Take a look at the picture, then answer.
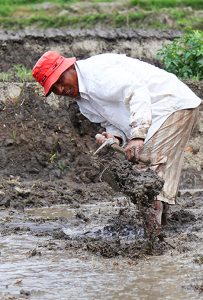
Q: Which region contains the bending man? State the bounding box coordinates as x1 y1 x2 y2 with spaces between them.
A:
32 51 201 230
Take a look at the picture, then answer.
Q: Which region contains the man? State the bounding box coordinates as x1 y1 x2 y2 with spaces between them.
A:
32 51 201 231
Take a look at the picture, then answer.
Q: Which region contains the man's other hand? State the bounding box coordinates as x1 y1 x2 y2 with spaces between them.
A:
95 132 120 145
124 139 144 162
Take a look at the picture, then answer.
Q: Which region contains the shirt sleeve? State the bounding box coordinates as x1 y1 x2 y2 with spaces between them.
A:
126 85 152 140
101 121 127 146
77 98 127 145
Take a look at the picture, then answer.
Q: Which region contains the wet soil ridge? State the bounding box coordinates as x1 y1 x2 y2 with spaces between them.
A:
0 29 182 72
0 28 182 41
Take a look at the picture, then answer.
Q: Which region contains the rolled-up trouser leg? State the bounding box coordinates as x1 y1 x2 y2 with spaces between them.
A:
142 107 199 205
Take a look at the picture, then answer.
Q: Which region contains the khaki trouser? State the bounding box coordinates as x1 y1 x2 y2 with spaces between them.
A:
141 108 199 205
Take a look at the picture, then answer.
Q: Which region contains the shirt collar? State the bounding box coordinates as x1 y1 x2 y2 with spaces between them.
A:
75 62 87 94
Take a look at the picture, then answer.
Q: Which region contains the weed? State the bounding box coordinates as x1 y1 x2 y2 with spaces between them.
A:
10 130 17 141
0 65 33 82
115 14 126 26
49 152 57 163
0 5 16 17
194 254 203 265
13 65 32 82
0 72 11 81
157 30 203 80
58 162 69 172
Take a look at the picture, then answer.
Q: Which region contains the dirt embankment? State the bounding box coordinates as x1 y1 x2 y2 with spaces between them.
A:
0 28 182 72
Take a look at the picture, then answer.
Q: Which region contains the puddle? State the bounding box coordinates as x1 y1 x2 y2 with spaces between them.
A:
25 206 76 219
0 234 202 300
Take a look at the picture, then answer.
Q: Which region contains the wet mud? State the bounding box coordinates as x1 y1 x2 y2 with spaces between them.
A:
0 188 203 299
0 30 202 299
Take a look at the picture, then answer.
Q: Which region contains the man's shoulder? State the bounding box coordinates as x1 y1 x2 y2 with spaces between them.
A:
77 53 128 65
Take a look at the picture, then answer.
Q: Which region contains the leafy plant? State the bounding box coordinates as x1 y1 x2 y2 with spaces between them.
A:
13 64 32 82
156 31 203 80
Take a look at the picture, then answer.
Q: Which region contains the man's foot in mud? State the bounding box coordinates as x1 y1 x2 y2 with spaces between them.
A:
144 200 163 237
162 202 170 226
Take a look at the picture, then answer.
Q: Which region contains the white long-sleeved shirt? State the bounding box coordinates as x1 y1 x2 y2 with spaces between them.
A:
75 53 201 144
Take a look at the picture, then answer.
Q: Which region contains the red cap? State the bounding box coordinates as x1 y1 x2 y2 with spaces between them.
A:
32 51 76 96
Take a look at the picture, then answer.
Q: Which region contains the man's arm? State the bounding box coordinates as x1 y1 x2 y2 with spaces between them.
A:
125 85 152 162
100 121 127 146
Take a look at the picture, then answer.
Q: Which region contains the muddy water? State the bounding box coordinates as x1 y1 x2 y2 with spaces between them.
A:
0 233 202 300
1 195 203 300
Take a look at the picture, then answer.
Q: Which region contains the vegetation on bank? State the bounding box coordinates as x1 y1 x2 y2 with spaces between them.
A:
0 0 202 30
157 31 203 80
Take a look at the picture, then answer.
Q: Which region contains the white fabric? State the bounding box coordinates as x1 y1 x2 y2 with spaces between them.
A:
75 53 201 143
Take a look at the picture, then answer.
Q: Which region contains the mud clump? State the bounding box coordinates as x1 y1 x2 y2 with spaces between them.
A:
169 210 196 225
65 237 167 259
105 159 164 207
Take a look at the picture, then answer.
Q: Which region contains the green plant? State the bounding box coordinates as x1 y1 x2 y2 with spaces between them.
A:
10 130 17 141
49 152 57 163
156 31 203 80
115 14 126 26
13 64 32 82
0 72 11 81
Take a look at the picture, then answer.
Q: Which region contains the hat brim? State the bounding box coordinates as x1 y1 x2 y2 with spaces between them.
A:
44 57 76 97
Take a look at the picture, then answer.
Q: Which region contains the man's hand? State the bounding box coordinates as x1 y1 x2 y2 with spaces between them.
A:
95 132 120 145
124 138 144 162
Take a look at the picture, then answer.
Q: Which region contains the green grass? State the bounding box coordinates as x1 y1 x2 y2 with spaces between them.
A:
131 0 203 10
93 0 114 2
0 10 202 30
0 65 32 82
0 72 11 81
0 0 202 30
0 0 72 3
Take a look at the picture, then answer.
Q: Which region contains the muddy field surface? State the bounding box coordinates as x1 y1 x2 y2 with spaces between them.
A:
0 175 202 259
0 181 203 299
